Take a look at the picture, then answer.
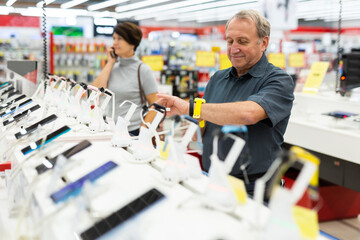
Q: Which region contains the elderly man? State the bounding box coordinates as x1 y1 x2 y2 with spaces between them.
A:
157 9 294 194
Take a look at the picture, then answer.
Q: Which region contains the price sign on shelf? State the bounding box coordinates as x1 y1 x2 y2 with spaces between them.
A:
302 61 329 94
141 55 164 71
196 51 216 67
219 53 232 70
289 52 305 68
267 53 286 69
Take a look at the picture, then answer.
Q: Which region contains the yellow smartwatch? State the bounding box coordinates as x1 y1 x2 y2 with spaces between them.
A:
193 98 205 127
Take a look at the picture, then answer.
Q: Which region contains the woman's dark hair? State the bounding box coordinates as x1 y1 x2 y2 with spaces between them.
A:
113 22 142 51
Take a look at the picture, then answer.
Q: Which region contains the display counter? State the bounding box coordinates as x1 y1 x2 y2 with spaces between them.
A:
284 92 360 191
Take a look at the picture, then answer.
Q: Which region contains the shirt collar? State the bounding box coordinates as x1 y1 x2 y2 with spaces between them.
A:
119 55 138 66
226 53 268 79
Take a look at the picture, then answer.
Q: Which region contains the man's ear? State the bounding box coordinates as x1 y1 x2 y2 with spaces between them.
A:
261 36 269 52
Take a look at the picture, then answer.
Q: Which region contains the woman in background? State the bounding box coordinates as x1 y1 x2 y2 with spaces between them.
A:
93 22 158 136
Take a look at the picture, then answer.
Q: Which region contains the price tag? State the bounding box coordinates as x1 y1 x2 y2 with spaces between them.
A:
196 51 216 67
302 62 329 94
227 175 247 204
141 55 164 71
267 53 286 68
219 53 232 70
289 52 305 68
293 206 319 239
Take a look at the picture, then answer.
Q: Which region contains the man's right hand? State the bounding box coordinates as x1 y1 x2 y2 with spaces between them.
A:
156 94 189 117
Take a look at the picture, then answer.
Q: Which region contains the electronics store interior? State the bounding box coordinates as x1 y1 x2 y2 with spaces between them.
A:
1 0 360 239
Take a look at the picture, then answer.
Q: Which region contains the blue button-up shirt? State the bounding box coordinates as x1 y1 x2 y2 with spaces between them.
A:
202 53 294 178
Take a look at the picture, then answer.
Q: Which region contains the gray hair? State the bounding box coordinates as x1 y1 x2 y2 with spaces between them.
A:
226 9 271 40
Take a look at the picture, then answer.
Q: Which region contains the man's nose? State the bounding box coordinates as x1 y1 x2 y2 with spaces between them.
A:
230 45 240 54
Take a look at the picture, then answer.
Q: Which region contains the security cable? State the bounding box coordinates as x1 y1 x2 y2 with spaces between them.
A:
335 0 342 93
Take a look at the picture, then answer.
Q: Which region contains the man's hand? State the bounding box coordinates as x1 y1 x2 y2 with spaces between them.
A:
156 94 188 117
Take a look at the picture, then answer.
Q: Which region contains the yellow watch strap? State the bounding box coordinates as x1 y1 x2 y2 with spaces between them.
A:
193 98 205 118
193 98 205 128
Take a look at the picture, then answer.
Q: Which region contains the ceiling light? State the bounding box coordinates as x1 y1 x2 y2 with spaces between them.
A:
152 0 257 21
6 0 16 7
116 0 217 19
36 0 56 8
23 7 88 17
115 0 171 13
61 0 89 9
88 0 129 11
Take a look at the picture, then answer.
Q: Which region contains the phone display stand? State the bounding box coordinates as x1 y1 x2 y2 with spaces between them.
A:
254 147 319 240
78 86 99 125
50 78 67 108
131 108 164 163
111 100 137 148
89 88 115 133
202 126 247 213
67 84 86 119
161 115 203 183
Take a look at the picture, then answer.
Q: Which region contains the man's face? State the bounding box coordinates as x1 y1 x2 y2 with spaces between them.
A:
226 18 268 76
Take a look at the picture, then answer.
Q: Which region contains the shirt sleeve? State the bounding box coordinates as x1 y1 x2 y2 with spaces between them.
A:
139 63 158 95
248 69 294 127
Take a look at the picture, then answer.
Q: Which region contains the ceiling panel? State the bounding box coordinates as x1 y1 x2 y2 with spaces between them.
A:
1 0 359 24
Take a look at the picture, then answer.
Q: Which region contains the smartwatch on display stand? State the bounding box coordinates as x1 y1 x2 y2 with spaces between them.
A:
161 114 203 183
130 103 167 163
203 125 248 213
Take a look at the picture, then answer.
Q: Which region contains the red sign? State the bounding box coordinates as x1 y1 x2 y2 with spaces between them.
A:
0 15 40 27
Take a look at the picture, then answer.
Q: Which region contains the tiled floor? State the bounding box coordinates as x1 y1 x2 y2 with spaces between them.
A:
320 217 360 240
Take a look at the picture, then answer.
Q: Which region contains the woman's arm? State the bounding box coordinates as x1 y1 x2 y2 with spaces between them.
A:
145 92 158 105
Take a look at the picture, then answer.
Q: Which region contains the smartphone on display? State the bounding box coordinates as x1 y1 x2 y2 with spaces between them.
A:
110 47 117 58
14 114 57 139
2 104 41 126
35 140 92 175
323 111 358 119
50 160 118 204
21 125 71 155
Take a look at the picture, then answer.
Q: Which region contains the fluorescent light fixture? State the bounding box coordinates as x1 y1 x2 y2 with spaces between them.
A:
116 0 217 19
61 0 89 9
88 0 129 11
22 7 88 17
158 2 258 22
152 0 256 21
36 0 56 8
94 17 117 26
115 0 171 13
6 0 16 7
152 0 248 21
